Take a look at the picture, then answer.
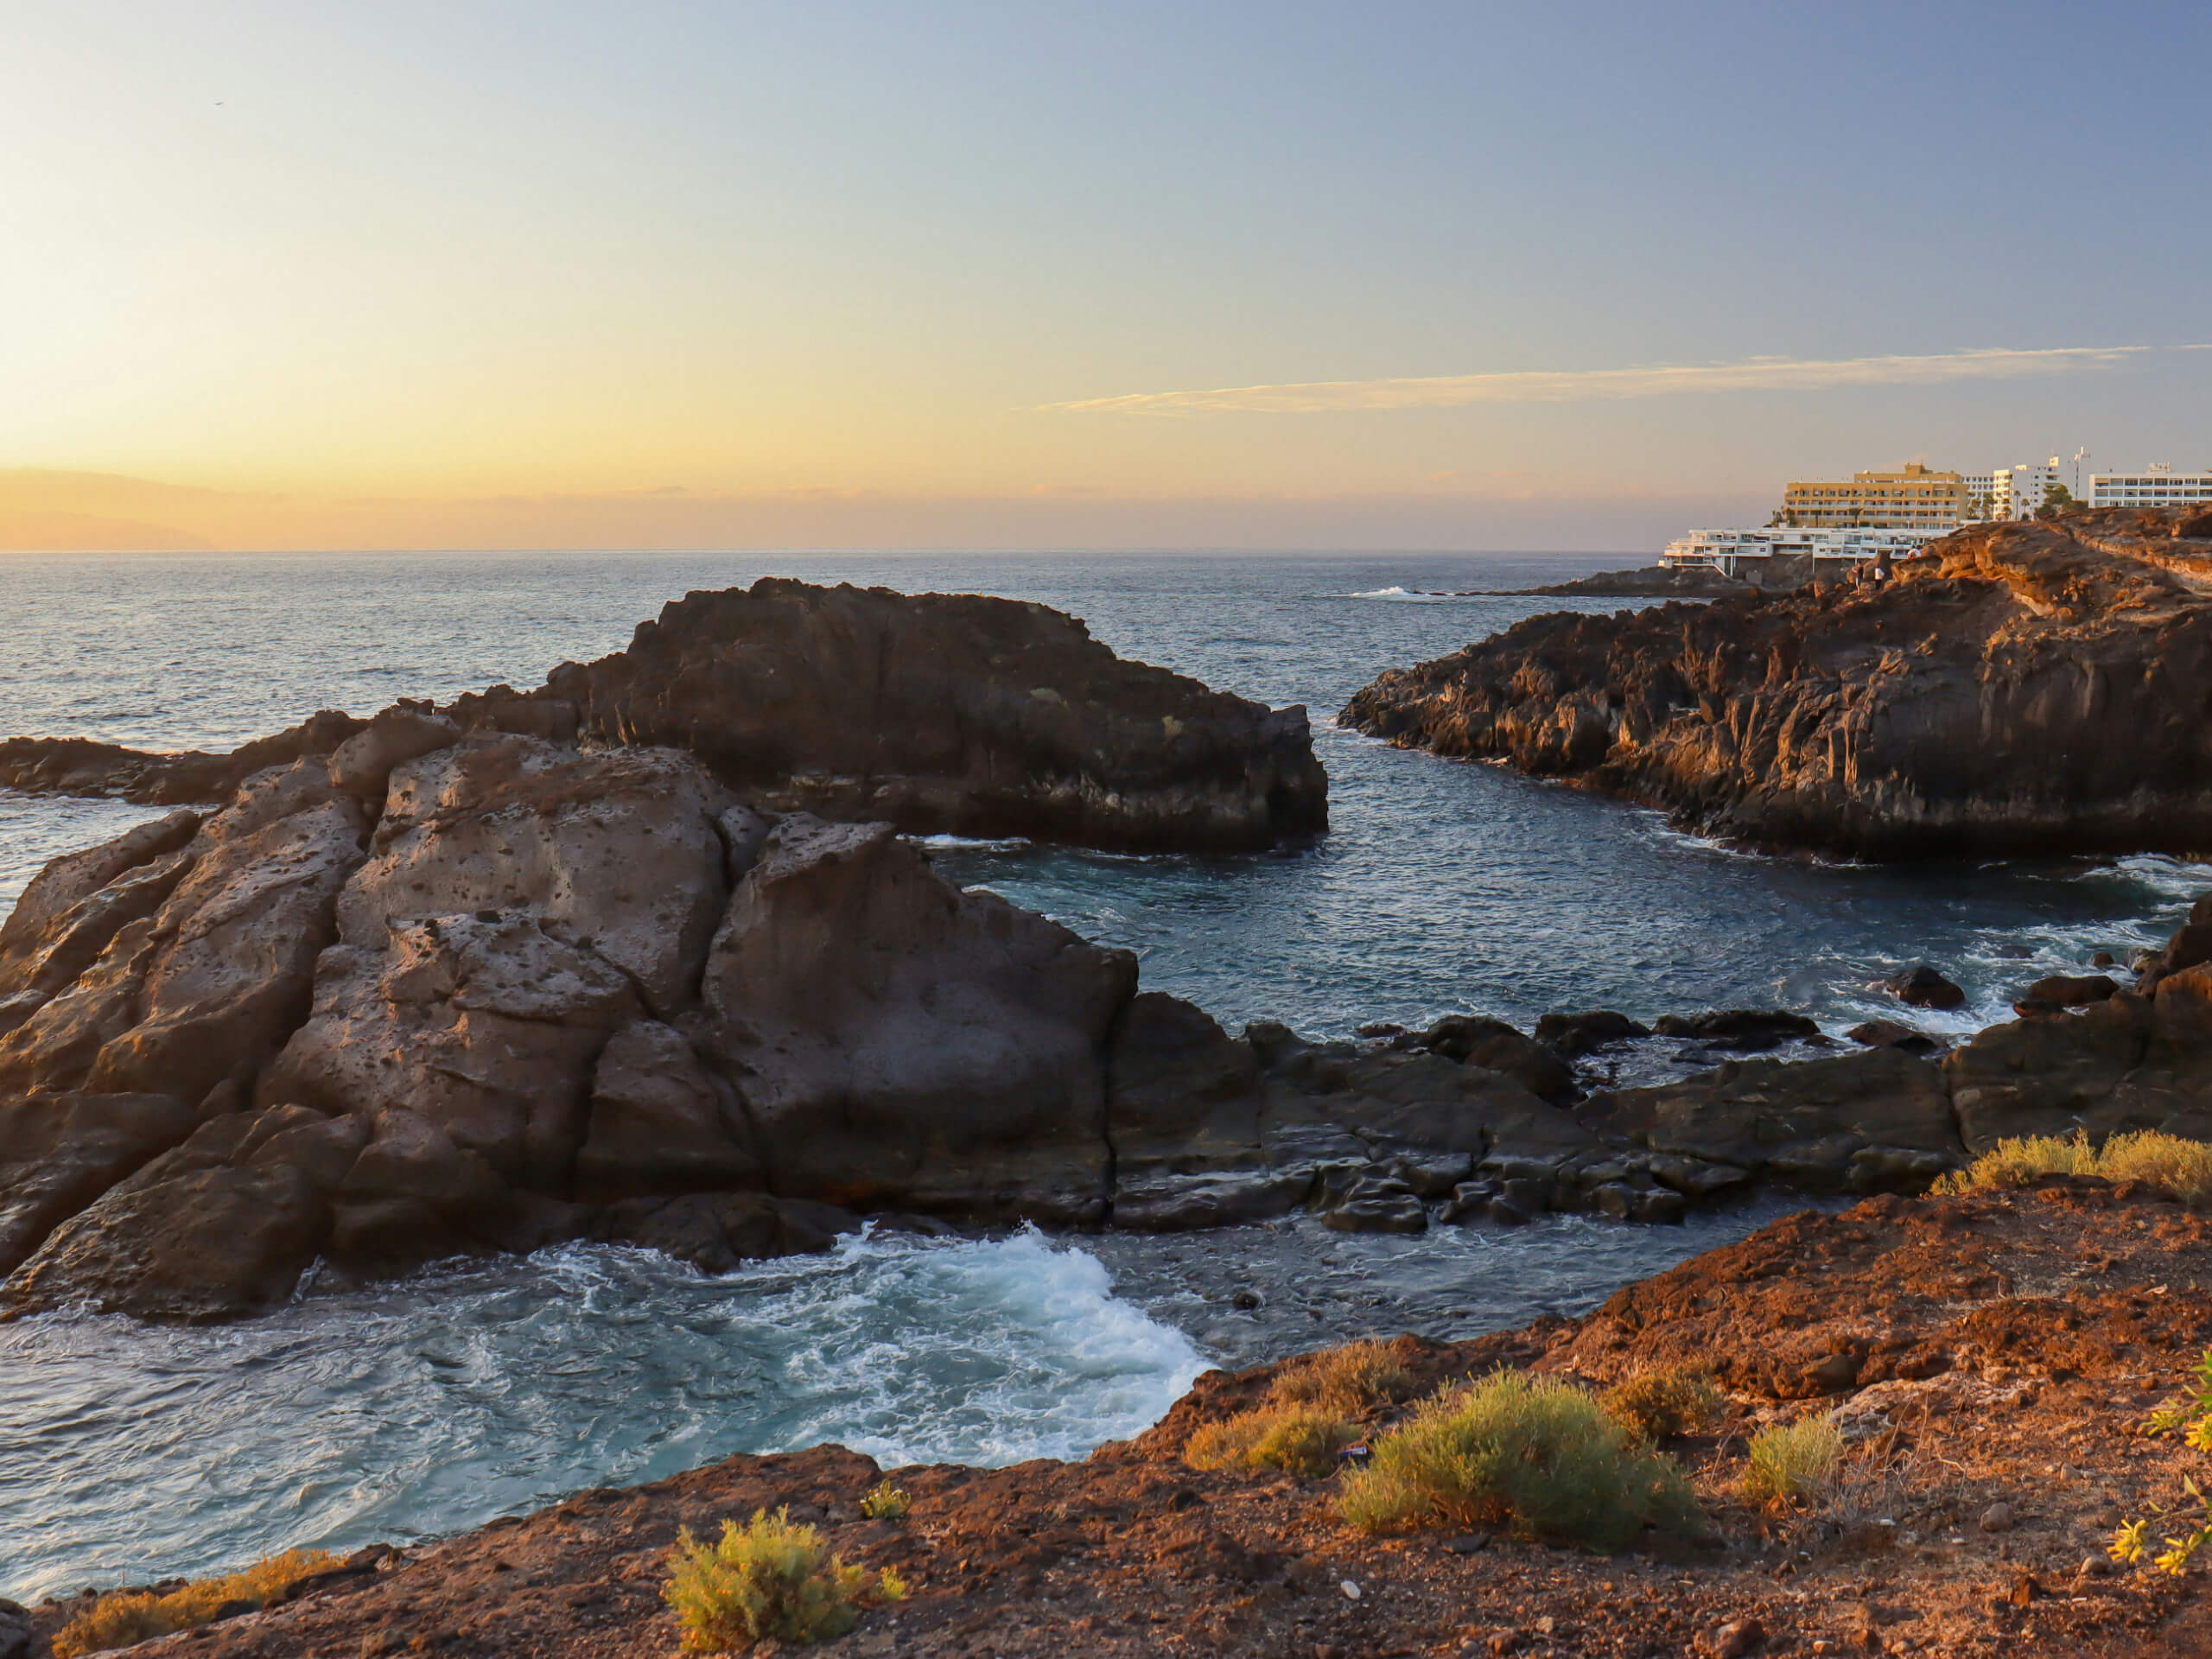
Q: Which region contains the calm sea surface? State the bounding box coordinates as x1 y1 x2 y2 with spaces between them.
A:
1 549 2200 1598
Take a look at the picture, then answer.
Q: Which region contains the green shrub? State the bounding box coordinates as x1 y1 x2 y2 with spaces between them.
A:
1600 1364 1724 1442
1744 1414 1846 1503
858 1479 911 1521
1270 1338 1414 1415
1336 1370 1698 1549
1934 1129 2212 1208
1185 1403 1361 1479
664 1509 906 1651
54 1549 344 1657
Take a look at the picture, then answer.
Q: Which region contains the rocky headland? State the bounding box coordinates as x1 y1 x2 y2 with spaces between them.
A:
1343 506 2212 859
15 1181 2212 1658
7 660 2212 1322
0 578 1328 855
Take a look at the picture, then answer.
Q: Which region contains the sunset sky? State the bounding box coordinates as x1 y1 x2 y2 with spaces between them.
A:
7 0 2209 551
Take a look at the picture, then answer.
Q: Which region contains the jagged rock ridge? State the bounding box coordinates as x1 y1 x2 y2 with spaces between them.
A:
1343 507 2212 858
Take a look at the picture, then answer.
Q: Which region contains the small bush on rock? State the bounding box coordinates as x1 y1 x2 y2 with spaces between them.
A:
664 1509 906 1651
1186 1404 1361 1479
1271 1338 1414 1414
1600 1364 1724 1442
54 1549 344 1657
1745 1414 1846 1503
858 1479 912 1521
1336 1370 1698 1549
1935 1129 2212 1208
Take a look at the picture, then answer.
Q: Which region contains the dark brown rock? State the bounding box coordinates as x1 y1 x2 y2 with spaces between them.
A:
0 711 363 804
1531 1009 1650 1056
1413 1015 1576 1103
2013 973 2119 1015
543 578 1327 852
1343 509 2212 859
0 1092 198 1274
700 815 1139 1224
1650 1009 1821 1052
1885 964 1967 1010
1585 1047 1958 1192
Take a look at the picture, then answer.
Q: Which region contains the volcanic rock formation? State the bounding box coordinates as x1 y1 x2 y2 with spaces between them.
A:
0 579 1328 855
1343 507 2212 859
0 721 1541 1321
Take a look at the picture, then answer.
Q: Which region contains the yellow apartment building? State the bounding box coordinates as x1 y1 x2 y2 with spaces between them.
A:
1778 462 1968 528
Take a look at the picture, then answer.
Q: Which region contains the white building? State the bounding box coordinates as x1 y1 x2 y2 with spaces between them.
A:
1989 460 2061 520
1959 473 1997 518
1662 525 1949 577
2089 465 2212 508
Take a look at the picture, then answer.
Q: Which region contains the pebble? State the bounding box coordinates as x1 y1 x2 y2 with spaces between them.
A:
1442 1533 1491 1554
1979 1501 2015 1534
1339 1579 1361 1600
1707 1616 1766 1657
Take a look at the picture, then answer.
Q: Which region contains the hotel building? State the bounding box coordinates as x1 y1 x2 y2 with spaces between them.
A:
1779 463 1967 529
2088 467 2212 508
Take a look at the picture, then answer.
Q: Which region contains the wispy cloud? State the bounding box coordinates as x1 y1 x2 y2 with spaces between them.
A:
1046 345 2207 416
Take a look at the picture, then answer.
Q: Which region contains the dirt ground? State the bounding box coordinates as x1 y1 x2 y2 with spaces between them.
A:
21 1178 2212 1658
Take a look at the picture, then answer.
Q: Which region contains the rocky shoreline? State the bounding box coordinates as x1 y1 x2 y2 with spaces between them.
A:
12 1180 2212 1658
1343 507 2212 860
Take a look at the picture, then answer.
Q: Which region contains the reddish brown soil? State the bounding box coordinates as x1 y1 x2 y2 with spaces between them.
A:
22 1179 2212 1658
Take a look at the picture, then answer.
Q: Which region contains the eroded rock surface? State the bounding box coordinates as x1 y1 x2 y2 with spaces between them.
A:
1344 508 2212 858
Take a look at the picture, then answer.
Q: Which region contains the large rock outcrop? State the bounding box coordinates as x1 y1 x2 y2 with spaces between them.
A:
2 581 1327 855
0 723 1396 1323
1344 508 2212 858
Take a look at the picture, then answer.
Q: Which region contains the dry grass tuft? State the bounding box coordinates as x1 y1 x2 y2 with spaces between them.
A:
665 1508 905 1651
53 1549 345 1658
1600 1364 1724 1442
1745 1414 1846 1504
1337 1370 1698 1549
1185 1405 1361 1479
1934 1128 2212 1208
1183 1338 1415 1480
1269 1338 1414 1415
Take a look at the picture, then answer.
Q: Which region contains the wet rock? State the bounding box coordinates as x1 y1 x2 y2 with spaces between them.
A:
1318 1176 1427 1233
2013 973 2120 1016
0 1092 198 1275
1413 1015 1577 1103
0 1598 29 1659
1886 965 1967 1011
1586 1047 1957 1192
1343 510 2212 860
1105 994 1264 1182
572 1020 761 1203
0 711 365 805
2 1156 327 1323
543 577 1329 853
1644 1153 1752 1198
1847 1018 1939 1054
1651 1009 1821 1052
596 1191 859 1272
1533 1009 1650 1056
1112 1169 1314 1231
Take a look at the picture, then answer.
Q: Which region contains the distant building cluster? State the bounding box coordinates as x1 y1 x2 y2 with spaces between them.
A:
1776 454 2210 530
1664 450 2209 577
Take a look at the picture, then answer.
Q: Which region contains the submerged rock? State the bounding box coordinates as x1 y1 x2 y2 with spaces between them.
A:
1343 508 2212 859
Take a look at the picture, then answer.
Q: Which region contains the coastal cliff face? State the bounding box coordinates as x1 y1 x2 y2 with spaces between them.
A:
0 580 1329 855
1343 507 2212 858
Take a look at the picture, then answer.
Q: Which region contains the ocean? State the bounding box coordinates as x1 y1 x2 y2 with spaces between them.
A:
2 547 2200 1599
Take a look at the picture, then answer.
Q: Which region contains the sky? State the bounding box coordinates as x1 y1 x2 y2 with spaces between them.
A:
5 0 2210 552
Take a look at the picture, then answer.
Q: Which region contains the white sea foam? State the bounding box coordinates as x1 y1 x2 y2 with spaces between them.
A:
0 1229 1205 1602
